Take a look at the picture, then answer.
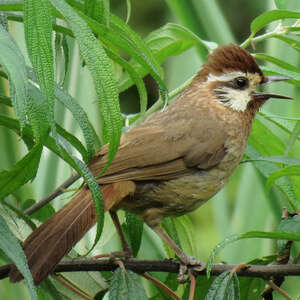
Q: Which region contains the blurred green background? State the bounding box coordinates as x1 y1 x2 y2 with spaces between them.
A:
0 0 300 299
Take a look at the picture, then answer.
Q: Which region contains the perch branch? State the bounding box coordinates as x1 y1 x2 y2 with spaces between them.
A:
2 259 300 281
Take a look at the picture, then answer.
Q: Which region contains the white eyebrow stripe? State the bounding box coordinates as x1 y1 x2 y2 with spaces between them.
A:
206 71 246 82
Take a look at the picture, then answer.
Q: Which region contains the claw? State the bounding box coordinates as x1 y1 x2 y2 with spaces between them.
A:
177 254 206 283
178 264 188 283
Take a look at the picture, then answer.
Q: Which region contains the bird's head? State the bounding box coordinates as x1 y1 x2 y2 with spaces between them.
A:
196 44 291 113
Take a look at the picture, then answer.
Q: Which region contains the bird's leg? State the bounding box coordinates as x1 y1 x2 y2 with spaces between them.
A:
152 225 205 282
109 210 132 257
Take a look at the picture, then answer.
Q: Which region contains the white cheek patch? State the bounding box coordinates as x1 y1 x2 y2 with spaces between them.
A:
206 71 252 112
214 86 251 111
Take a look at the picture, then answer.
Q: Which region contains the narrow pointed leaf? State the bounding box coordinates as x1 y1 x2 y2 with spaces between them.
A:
207 231 300 277
27 85 50 142
260 66 300 84
24 0 54 138
76 12 167 105
85 0 109 25
250 10 300 36
125 212 143 257
145 23 216 63
0 24 28 131
254 53 300 74
0 143 43 199
71 157 104 252
0 215 37 300
242 156 300 165
266 166 300 193
51 0 122 172
119 22 216 92
274 35 300 53
248 119 300 211
27 69 98 161
285 120 300 155
106 48 148 114
54 84 98 161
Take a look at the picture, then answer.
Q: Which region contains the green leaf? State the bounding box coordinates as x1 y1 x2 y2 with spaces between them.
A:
0 215 37 300
71 156 104 253
260 66 300 84
56 123 89 162
51 0 122 172
246 146 299 212
24 0 54 138
254 53 300 74
109 14 166 95
266 165 300 193
27 79 94 161
27 84 51 143
22 198 55 222
0 143 43 199
0 24 28 131
249 118 285 156
285 120 300 155
239 257 273 299
242 155 300 165
39 279 65 300
260 111 300 134
250 10 300 36
2 199 36 230
207 231 300 277
85 0 109 25
162 218 181 258
0 114 87 172
274 34 300 53
120 23 216 93
172 215 197 256
0 97 35 149
0 2 23 12
0 114 102 247
274 0 286 9
106 48 148 115
54 33 69 86
77 12 167 105
53 266 108 299
0 94 11 106
109 268 147 300
205 271 240 300
145 23 216 64
53 84 98 161
125 212 143 257
277 215 300 251
248 119 300 211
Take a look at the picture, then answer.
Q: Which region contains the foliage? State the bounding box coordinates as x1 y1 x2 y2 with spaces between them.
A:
0 0 299 299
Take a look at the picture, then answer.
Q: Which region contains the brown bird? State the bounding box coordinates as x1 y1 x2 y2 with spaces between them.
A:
9 44 291 284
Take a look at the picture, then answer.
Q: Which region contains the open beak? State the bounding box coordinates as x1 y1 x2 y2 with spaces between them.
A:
252 75 293 101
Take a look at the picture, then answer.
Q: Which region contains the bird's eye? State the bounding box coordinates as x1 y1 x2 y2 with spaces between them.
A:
233 77 248 89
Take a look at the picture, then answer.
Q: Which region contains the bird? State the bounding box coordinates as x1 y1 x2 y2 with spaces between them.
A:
9 44 292 284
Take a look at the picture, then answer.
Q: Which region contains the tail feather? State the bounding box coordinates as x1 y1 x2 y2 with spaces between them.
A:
9 181 135 285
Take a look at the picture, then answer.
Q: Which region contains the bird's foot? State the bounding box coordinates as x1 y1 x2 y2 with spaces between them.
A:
177 254 206 283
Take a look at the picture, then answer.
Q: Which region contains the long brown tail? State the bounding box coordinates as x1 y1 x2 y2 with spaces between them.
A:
9 181 135 285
